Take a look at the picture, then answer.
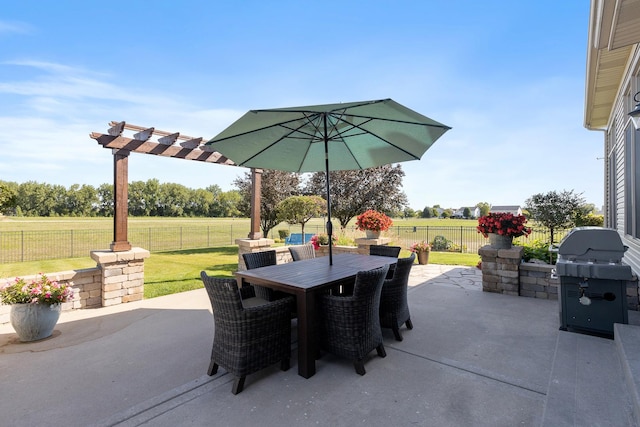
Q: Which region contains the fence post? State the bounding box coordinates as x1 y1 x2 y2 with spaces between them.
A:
71 229 74 258
460 226 463 253
21 230 24 262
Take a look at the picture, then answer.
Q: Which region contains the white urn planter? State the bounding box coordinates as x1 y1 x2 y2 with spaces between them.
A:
10 303 62 342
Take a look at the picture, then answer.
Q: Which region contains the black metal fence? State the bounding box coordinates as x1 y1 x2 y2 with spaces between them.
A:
1 223 564 263
0 225 252 263
271 224 562 255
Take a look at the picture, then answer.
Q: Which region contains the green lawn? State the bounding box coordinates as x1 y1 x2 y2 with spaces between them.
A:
0 216 482 299
0 244 480 299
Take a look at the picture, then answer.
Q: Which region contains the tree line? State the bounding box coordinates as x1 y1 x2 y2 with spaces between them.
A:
0 165 408 234
0 179 243 218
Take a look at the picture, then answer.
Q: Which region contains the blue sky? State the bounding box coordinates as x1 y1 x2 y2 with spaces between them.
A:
0 1 603 211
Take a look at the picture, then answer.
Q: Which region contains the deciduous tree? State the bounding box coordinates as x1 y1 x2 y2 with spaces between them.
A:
233 170 301 237
305 165 407 228
525 190 585 243
277 195 326 240
476 202 490 217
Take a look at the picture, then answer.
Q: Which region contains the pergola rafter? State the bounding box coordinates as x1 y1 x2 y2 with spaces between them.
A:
90 122 263 252
90 121 236 165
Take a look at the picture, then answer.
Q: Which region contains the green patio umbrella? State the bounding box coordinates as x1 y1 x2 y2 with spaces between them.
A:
206 99 451 265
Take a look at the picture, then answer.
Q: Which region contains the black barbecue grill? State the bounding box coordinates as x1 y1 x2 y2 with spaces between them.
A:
556 227 633 337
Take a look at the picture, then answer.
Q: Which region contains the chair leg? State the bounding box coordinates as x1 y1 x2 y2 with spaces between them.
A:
281 357 290 371
208 361 218 376
376 343 387 358
232 376 246 395
392 326 403 341
406 318 413 330
354 359 366 376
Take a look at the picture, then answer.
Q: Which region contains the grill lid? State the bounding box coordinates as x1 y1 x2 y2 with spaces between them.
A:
558 227 627 263
556 227 633 279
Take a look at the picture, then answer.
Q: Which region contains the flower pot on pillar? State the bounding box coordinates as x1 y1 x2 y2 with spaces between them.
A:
365 230 381 239
489 233 513 249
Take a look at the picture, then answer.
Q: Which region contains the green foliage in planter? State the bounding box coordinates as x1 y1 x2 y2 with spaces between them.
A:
518 239 557 264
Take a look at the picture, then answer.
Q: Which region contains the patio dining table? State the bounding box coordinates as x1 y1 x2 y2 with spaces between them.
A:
235 253 396 379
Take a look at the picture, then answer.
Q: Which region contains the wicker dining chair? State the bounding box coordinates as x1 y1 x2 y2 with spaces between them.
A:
379 252 415 341
369 245 401 257
369 245 401 278
242 250 281 301
288 244 316 261
318 264 389 375
200 272 293 395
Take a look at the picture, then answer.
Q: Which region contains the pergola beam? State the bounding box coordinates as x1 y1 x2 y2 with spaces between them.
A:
90 122 264 252
90 132 234 165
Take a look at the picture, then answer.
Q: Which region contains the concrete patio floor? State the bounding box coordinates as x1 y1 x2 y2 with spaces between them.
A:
1 264 637 426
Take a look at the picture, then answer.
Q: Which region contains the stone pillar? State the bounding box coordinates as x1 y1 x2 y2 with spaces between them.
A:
236 238 275 270
354 237 391 255
478 245 524 296
91 247 150 306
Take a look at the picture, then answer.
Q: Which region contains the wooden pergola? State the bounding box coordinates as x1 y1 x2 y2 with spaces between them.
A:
90 121 264 251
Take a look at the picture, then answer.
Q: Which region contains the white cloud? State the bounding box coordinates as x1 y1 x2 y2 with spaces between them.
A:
0 20 33 35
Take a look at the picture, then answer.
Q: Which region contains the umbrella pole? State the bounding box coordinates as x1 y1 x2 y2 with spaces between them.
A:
323 114 333 266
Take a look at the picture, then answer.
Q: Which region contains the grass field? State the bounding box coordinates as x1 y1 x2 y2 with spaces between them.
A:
0 216 486 298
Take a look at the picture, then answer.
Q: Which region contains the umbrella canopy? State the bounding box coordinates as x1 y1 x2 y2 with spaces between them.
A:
206 98 451 264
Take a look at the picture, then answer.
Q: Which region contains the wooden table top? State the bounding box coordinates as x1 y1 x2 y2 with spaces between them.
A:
235 253 395 292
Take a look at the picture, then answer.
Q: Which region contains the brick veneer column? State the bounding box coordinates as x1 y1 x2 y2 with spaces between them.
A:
91 247 150 307
236 238 275 270
478 244 524 296
354 237 391 255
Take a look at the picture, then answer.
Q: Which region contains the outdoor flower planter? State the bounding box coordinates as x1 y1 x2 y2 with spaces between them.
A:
365 230 381 239
356 210 393 238
10 303 62 342
417 251 430 265
488 233 513 249
477 212 531 248
0 273 73 342
410 241 431 265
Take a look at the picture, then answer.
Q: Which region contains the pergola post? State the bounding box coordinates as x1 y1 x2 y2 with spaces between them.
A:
248 168 263 239
111 149 132 251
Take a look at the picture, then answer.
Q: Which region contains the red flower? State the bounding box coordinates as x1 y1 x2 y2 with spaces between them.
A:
355 210 393 232
476 213 531 238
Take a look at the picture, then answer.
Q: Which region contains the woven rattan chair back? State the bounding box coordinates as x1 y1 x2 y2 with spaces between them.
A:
379 252 415 341
369 245 401 257
242 250 278 301
200 272 292 394
289 244 316 261
319 264 389 375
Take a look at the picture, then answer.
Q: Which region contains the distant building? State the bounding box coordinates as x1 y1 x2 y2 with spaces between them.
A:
489 205 522 215
452 206 480 219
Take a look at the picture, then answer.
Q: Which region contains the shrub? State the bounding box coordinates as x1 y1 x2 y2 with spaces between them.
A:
519 239 557 264
431 235 452 251
575 213 604 227
278 229 290 239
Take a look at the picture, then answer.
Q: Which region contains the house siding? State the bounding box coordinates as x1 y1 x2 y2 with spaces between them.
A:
604 52 640 277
